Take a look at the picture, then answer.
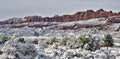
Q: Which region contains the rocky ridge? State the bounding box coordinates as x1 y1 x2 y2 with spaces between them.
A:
0 9 120 24
0 9 120 29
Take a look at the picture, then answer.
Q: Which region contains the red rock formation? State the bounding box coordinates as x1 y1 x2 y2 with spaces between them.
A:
62 15 71 22
24 16 42 22
83 10 95 20
0 9 120 25
20 9 119 23
72 12 82 21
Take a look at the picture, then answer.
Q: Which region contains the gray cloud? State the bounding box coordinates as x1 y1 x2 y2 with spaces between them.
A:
0 0 119 21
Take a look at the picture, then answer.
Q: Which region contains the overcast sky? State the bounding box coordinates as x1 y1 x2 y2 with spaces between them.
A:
0 0 119 21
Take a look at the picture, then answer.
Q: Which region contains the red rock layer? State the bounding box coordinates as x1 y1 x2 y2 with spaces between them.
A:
0 9 120 25
24 9 120 23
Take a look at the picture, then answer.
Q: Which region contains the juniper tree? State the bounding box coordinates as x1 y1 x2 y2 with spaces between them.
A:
103 34 114 59
103 34 114 48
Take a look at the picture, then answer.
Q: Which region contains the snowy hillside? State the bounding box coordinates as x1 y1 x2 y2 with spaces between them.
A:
0 18 120 59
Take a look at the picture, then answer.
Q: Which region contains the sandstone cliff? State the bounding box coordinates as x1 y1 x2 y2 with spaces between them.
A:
0 9 120 25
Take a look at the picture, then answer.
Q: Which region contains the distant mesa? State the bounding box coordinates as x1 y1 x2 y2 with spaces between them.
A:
0 9 120 25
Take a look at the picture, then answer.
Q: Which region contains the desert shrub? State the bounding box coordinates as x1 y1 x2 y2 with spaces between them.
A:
0 50 3 55
15 53 20 59
1 40 38 59
102 34 114 47
0 35 11 44
46 37 57 45
77 34 101 51
77 34 91 49
76 33 114 51
32 39 38 44
60 37 69 46
18 38 26 43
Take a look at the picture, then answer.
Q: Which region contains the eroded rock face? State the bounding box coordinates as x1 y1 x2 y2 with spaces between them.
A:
23 9 119 23
0 9 120 24
23 9 120 22
0 18 23 25
0 9 120 29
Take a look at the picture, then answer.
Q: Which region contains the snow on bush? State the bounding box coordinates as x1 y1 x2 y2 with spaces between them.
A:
0 38 38 59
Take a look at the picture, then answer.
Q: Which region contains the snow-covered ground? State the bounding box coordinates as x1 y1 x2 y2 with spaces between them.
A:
0 18 120 59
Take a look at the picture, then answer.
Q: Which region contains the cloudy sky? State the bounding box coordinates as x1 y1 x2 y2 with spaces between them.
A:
0 0 119 21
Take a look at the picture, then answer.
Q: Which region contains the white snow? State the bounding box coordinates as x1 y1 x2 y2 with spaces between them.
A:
0 18 120 59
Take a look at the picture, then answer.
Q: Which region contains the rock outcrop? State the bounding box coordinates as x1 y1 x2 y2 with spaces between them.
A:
0 9 120 29
0 9 120 25
23 9 120 22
